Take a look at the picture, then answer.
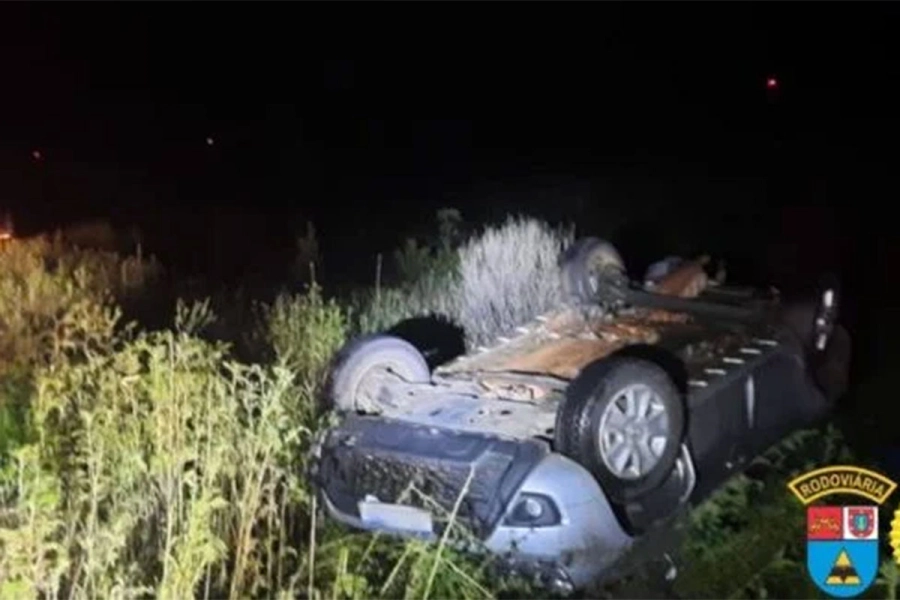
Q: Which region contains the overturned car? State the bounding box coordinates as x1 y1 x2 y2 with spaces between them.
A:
309 237 850 593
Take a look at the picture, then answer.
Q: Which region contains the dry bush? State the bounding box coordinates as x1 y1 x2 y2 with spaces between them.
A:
0 237 123 371
454 216 573 347
6 234 162 296
355 216 573 349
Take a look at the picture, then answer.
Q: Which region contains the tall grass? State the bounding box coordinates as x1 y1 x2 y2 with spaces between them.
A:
0 297 315 598
0 234 160 471
264 281 347 381
0 239 313 598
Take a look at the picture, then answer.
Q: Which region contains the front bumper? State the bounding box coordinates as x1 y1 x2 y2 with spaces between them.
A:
310 415 635 590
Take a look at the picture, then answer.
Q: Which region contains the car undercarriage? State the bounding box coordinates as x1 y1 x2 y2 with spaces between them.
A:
309 238 849 592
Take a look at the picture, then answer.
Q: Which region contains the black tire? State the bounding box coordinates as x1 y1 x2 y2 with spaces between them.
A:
559 237 629 307
325 334 431 414
555 357 686 504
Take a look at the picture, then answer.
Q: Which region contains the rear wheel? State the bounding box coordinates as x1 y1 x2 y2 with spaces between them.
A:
555 357 685 504
559 237 629 307
325 334 431 414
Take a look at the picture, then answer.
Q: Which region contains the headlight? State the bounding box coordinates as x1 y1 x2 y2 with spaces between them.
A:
503 493 561 527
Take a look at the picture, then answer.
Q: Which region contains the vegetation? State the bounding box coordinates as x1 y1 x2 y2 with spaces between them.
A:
353 212 573 348
0 213 896 599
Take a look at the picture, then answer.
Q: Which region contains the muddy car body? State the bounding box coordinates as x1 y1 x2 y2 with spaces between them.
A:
310 238 849 593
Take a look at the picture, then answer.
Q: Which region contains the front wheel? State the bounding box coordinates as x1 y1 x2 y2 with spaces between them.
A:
554 357 686 504
324 334 431 414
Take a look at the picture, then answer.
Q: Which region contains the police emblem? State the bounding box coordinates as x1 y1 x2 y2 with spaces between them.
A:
806 505 878 597
788 465 898 599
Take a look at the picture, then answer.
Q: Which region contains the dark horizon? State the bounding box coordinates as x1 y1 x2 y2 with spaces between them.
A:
0 4 897 310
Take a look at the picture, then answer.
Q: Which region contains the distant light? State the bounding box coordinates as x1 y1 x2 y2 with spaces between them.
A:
32 150 42 161
206 136 215 146
766 77 778 90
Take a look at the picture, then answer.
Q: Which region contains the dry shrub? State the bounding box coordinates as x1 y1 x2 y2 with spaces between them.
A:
454 216 573 346
0 236 123 371
352 216 573 349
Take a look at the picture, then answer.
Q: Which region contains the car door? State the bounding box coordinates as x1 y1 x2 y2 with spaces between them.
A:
685 373 752 501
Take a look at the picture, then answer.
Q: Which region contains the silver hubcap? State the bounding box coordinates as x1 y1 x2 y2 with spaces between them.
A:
598 383 670 480
355 364 408 411
587 263 623 297
583 248 623 296
588 272 600 294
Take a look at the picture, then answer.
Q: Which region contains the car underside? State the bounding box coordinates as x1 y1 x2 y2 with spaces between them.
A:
309 238 850 593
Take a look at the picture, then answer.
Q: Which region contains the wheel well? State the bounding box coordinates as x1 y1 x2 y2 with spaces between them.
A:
605 343 689 397
386 315 466 370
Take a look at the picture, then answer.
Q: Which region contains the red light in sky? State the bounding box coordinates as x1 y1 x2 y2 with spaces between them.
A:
32 150 42 161
766 77 778 90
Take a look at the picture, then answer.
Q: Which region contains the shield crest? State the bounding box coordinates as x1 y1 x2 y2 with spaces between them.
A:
807 505 879 598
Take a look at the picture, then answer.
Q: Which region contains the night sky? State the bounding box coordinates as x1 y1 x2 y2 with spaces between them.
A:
1 3 898 315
